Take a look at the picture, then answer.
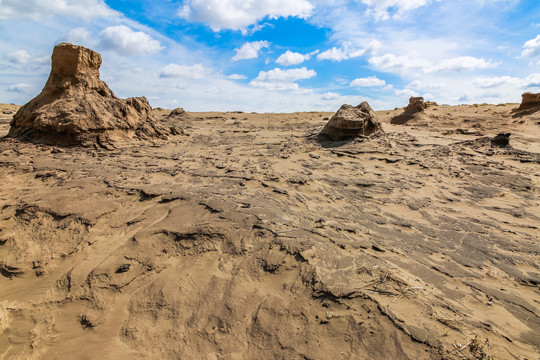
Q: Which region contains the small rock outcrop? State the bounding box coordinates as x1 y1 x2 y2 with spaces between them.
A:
167 107 191 121
168 108 185 118
8 43 170 147
319 102 382 141
491 133 510 148
515 92 540 113
391 97 427 125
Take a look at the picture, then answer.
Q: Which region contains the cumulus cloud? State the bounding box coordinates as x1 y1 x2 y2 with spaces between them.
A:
232 41 270 61
159 63 206 79
67 27 92 44
0 0 117 19
322 92 339 100
317 40 381 62
5 49 32 64
350 76 386 87
426 56 496 73
369 53 495 74
362 0 433 20
395 88 419 97
523 73 540 87
227 74 247 80
99 25 163 56
368 53 430 72
468 73 540 90
253 67 316 82
522 35 540 57
472 76 520 88
276 50 318 66
249 67 316 92
178 0 313 31
7 83 33 92
406 80 444 90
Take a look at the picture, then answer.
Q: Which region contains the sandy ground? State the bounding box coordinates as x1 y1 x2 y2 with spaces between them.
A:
0 102 539 359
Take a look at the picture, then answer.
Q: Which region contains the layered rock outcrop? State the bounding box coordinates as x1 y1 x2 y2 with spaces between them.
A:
8 43 170 147
319 102 382 140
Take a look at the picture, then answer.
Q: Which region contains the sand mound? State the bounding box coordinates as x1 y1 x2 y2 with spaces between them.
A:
319 102 382 140
7 43 170 147
391 97 428 125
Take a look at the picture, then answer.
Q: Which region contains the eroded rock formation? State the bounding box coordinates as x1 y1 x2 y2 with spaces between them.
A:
8 42 170 147
391 97 428 125
319 102 382 140
515 92 540 113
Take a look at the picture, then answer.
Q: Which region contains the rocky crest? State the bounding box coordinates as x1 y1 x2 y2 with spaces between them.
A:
8 43 170 147
319 102 382 140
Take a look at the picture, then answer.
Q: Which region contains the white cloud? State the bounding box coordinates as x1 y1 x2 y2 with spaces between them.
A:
248 81 303 92
472 76 520 88
67 27 91 44
350 76 386 87
0 0 117 19
5 49 32 64
34 56 50 64
227 74 247 80
317 47 348 61
369 53 495 74
253 67 316 82
7 83 32 92
317 40 381 62
406 80 444 90
178 0 313 31
159 63 206 79
522 35 540 57
523 73 540 87
322 92 339 100
361 0 433 20
368 53 430 72
426 56 496 73
395 88 419 97
99 25 163 56
249 67 316 92
232 41 270 61
276 50 318 66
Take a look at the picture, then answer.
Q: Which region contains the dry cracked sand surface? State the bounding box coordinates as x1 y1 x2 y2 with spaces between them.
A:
0 102 539 359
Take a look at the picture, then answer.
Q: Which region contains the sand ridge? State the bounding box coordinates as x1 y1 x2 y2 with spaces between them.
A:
0 102 539 359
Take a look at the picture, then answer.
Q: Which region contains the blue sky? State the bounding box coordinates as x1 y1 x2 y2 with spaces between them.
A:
0 0 539 112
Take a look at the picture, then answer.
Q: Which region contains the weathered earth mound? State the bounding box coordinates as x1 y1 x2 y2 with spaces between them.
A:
319 102 382 140
514 92 540 115
391 97 428 125
7 43 170 147
167 107 188 119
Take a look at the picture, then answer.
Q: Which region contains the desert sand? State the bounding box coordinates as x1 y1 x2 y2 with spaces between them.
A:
0 44 539 360
0 101 538 359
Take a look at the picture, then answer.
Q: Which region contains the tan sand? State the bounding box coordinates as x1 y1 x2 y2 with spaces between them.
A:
0 102 539 359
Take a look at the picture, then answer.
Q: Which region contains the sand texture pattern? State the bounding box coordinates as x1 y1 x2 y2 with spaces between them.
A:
0 102 539 359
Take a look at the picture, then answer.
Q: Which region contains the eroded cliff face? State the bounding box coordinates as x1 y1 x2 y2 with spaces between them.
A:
8 43 170 147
